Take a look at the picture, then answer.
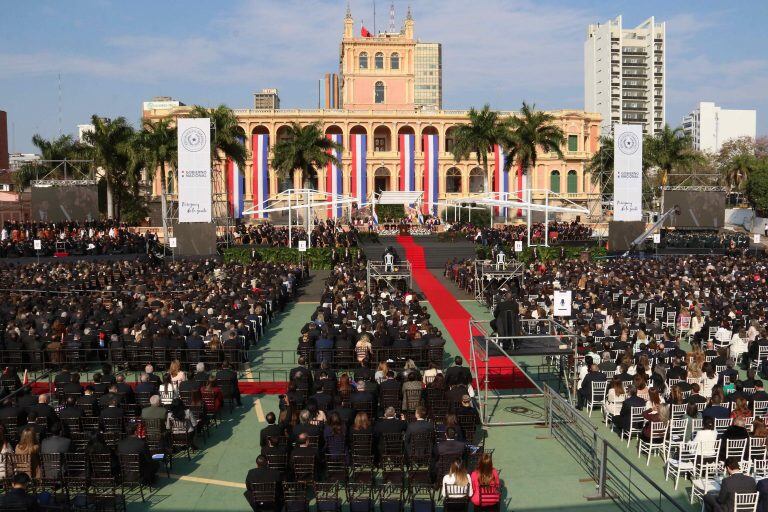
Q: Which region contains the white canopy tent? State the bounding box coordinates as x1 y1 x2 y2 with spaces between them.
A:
443 189 590 247
373 190 423 205
242 188 357 248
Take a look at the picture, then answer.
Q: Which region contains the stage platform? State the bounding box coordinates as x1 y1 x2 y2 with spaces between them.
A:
472 335 572 357
359 235 476 269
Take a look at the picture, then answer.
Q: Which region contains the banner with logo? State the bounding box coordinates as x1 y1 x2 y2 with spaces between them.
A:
422 134 438 216
177 118 212 223
252 134 270 219
325 133 343 218
613 124 643 221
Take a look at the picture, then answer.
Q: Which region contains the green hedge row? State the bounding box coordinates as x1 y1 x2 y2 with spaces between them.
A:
222 246 360 269
475 244 606 263
374 204 406 219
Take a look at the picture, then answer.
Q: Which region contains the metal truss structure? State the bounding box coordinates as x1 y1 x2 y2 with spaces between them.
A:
474 259 525 308
366 261 412 293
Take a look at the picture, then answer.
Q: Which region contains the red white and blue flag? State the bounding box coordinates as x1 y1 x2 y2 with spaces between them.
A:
252 134 269 219
515 160 526 217
350 134 367 206
493 144 509 218
398 133 415 192
325 133 343 218
422 134 438 216
226 150 245 219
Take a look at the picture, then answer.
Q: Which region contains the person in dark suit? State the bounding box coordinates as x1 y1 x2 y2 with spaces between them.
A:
703 457 756 512
577 364 607 410
134 374 157 396
373 407 406 453
435 426 466 461
61 373 83 396
718 417 750 461
615 385 645 432
193 362 210 384
404 406 434 455
59 397 84 421
144 365 161 387
244 455 282 512
0 472 38 511
444 356 472 387
115 375 135 403
491 292 520 350
217 361 242 407
99 397 124 430
751 380 768 409
757 476 768 512
117 423 158 483
28 393 57 428
260 412 285 447
702 396 731 420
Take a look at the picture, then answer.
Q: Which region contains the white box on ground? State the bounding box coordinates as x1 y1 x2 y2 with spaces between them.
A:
553 290 572 317
169 238 177 248
298 240 307 252
33 240 42 250
514 240 523 252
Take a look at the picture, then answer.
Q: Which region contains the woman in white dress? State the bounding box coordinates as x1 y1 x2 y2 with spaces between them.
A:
603 378 626 419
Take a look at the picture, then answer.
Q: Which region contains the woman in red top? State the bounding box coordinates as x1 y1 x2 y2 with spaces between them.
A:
470 452 501 508
201 375 223 414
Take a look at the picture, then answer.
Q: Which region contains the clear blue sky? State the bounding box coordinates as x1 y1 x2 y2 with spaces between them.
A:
1 0 766 153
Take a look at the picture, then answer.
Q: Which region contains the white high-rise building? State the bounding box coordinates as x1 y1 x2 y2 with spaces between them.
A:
585 15 665 136
682 102 757 153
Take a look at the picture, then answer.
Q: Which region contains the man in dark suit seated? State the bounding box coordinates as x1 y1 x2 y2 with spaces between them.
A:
61 373 83 397
435 427 466 461
687 383 708 407
217 361 242 407
704 457 756 512
59 397 84 421
373 407 406 453
718 417 750 461
444 356 472 387
614 385 645 432
0 472 38 511
134 373 157 397
290 410 321 443
115 375 135 403
702 395 731 420
28 393 57 428
350 380 377 413
244 455 282 512
751 380 768 409
117 423 158 484
260 412 285 448
577 364 608 410
290 432 318 477
99 397 124 430
404 406 434 455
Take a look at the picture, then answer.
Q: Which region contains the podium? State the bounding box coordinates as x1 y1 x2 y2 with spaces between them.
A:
398 224 410 235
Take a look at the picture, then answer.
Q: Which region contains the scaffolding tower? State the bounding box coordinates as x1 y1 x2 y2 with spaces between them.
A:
474 259 525 309
366 261 412 293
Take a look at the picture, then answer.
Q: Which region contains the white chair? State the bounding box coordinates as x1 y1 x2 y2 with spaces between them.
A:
664 311 677 330
665 440 696 490
724 438 748 460
670 404 687 420
750 437 767 461
753 459 768 479
715 418 733 435
587 381 608 417
621 406 647 447
663 419 689 461
751 346 768 369
690 458 722 505
753 400 768 417
734 492 759 512
638 421 668 465
690 418 704 434
637 303 647 320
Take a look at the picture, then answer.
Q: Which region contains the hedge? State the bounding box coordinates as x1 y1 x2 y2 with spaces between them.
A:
374 204 406 220
475 244 606 263
222 246 360 269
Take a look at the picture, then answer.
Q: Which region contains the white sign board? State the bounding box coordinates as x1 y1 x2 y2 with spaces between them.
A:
514 240 523 252
177 118 212 223
169 237 177 248
754 234 761 244
613 124 643 221
33 239 42 250
653 233 661 244
553 290 572 317
298 240 307 252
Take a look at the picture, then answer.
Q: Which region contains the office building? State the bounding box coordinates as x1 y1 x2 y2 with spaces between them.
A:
682 102 757 153
585 15 665 135
254 88 280 109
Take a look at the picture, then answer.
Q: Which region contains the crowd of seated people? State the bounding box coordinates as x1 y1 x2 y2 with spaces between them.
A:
0 358 243 510
229 219 358 248
0 221 155 258
244 261 501 511
640 230 752 252
450 221 593 246
0 258 304 374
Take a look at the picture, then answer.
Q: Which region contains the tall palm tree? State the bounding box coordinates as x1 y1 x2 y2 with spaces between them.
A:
504 102 565 188
643 124 702 189
450 104 511 191
14 134 86 197
271 122 341 186
134 118 177 243
83 116 135 219
587 136 615 194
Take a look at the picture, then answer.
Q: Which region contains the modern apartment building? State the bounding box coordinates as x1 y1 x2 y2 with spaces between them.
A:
585 15 665 136
254 88 280 110
682 102 757 153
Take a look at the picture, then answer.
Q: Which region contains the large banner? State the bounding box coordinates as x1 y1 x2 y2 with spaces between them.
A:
252 134 269 219
325 133 343 218
422 134 438 215
613 124 643 221
399 134 415 192
493 145 509 217
178 118 212 223
226 136 245 219
350 134 367 206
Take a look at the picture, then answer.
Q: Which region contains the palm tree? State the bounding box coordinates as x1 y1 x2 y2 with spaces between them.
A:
587 136 615 194
83 116 135 219
450 104 511 191
504 102 565 187
134 118 177 244
643 124 702 189
14 134 86 197
271 122 341 187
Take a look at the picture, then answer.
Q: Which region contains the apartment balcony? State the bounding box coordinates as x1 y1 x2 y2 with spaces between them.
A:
623 82 646 89
622 71 646 78
623 104 647 111
622 92 647 99
622 58 646 66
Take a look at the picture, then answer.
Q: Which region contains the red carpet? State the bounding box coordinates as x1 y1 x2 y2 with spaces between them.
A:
396 235 532 389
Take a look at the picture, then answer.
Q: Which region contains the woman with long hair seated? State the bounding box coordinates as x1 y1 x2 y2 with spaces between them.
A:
470 452 501 509
159 372 178 406
442 458 472 508
201 375 223 414
14 428 41 479
167 398 199 450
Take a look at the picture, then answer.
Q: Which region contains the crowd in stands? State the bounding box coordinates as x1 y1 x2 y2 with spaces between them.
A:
229 219 358 248
643 230 752 252
0 221 154 258
245 261 501 511
449 251 768 507
450 221 593 246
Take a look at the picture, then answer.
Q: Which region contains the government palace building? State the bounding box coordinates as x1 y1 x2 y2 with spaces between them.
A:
143 6 602 220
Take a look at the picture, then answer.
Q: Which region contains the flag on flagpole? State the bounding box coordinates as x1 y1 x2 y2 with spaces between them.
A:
252 134 270 219
22 369 28 386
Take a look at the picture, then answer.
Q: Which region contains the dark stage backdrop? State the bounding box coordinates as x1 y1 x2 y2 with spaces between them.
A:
30 185 99 222
608 221 646 252
172 222 217 256
662 190 725 229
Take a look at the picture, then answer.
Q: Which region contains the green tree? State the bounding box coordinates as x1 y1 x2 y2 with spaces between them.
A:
135 118 177 243
82 116 135 219
450 104 511 191
14 134 87 196
716 137 762 193
745 159 768 216
587 136 615 194
504 102 565 189
643 124 702 189
271 122 340 186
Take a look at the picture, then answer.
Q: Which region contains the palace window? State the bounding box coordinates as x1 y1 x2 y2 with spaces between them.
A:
375 52 384 69
568 134 578 152
390 53 400 70
567 170 578 194
550 170 561 193
375 81 385 103
359 52 368 69
446 168 462 193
